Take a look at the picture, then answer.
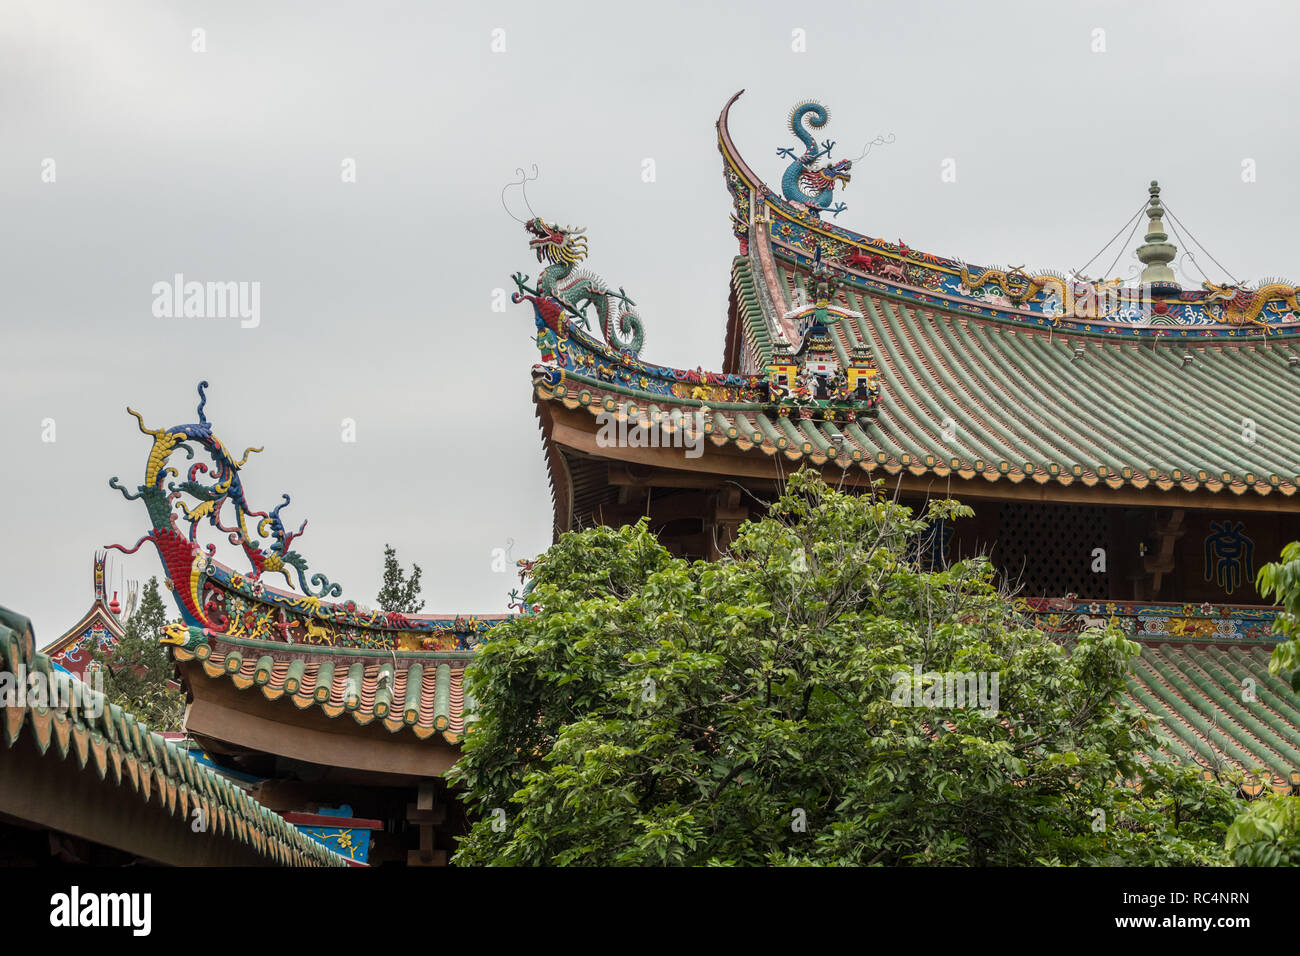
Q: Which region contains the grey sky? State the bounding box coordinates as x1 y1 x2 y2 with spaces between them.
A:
2 0 1297 640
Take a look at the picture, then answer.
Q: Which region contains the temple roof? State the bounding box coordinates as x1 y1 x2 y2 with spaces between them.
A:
511 94 1300 788
41 554 126 678
717 92 1300 339
0 606 342 866
171 630 474 743
726 250 1300 497
516 92 1300 507
1130 641 1300 782
101 382 510 760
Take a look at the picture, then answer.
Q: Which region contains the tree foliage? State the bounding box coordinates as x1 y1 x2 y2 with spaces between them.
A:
89 577 185 731
451 470 1233 866
1256 541 1300 690
1226 793 1300 866
376 544 426 614
1230 543 1300 865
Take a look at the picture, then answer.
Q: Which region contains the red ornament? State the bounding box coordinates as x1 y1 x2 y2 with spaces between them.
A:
1153 301 1169 315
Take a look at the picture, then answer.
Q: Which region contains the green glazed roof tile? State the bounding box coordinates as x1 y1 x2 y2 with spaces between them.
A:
0 606 344 866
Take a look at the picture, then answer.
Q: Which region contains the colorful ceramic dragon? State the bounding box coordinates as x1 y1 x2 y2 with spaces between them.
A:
958 264 1123 320
957 263 1036 305
777 101 852 217
1201 281 1300 329
107 381 344 632
109 383 502 654
1029 272 1124 321
516 217 646 357
507 558 539 616
159 622 207 652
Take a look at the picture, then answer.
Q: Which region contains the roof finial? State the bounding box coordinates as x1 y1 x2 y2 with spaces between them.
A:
1136 180 1179 288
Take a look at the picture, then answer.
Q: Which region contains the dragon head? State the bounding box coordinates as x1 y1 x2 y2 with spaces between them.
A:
1201 280 1239 301
159 622 207 650
798 158 852 201
821 158 852 188
525 217 588 268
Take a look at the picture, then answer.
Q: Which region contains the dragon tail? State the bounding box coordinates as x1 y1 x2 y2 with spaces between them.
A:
602 299 645 357
788 101 829 152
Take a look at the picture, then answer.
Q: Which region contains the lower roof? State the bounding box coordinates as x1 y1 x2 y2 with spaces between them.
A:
1130 641 1300 786
0 606 342 866
173 635 471 743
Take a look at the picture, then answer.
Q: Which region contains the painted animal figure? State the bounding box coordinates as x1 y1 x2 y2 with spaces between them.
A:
159 622 208 652
1027 273 1123 321
301 618 334 644
1202 281 1300 329
877 258 907 282
524 217 645 356
108 381 344 634
844 250 880 273
958 263 1035 304
778 101 852 216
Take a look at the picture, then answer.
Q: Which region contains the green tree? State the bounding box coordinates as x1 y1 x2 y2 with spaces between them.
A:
451 470 1232 866
1226 793 1300 866
376 544 426 614
1257 541 1300 689
89 577 185 731
1228 543 1300 865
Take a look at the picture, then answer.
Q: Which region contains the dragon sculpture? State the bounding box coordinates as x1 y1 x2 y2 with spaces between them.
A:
507 558 539 616
513 217 646 357
1030 272 1124 321
159 622 207 651
778 101 852 217
959 264 1123 320
957 264 1037 305
107 381 344 636
1202 281 1300 329
108 383 501 654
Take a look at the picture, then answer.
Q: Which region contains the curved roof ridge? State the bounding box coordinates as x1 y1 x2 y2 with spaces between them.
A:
718 91 1300 341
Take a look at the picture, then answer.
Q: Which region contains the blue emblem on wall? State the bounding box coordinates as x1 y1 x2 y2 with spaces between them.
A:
1204 521 1254 595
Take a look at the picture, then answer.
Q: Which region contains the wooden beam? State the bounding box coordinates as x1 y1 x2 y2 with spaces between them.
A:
540 405 1300 514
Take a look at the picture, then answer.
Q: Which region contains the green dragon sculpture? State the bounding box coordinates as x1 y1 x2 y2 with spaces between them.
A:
518 217 646 356
159 622 208 653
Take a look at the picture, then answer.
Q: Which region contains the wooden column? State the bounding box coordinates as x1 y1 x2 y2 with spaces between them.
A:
706 487 750 560
406 780 448 867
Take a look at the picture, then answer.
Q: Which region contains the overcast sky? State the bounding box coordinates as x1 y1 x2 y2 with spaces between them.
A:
3 0 1298 641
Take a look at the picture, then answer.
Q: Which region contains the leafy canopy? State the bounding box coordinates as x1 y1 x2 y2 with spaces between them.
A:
1256 541 1300 691
1228 543 1300 865
452 470 1232 866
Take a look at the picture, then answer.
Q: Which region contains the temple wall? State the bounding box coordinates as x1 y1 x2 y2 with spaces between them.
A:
931 498 1300 605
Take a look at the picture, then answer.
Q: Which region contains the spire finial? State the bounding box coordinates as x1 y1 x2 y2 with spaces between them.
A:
1137 179 1178 288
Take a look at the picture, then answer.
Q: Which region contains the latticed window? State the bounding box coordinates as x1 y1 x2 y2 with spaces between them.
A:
996 502 1109 599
